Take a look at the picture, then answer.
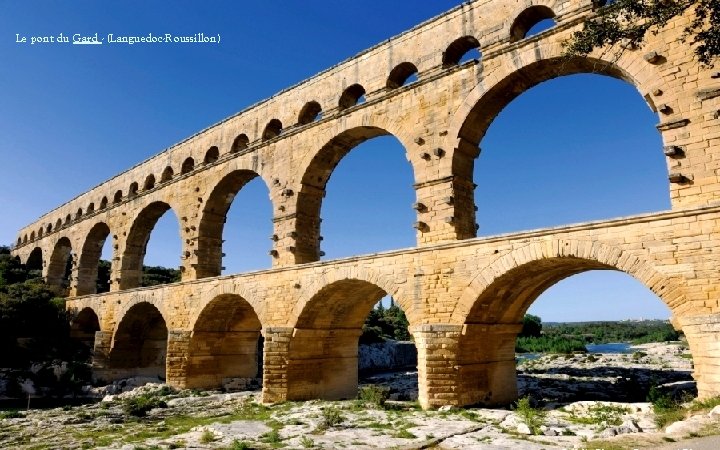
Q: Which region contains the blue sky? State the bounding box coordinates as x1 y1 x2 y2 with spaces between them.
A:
0 1 672 321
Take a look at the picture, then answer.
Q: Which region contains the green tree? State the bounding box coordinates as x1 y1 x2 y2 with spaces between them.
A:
567 0 719 65
141 265 181 287
360 299 411 344
96 259 111 293
520 314 543 338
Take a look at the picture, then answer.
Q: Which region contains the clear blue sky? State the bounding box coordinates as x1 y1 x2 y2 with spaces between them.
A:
0 1 672 321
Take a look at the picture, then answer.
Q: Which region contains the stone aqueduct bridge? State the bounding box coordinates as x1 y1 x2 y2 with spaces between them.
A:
10 0 720 408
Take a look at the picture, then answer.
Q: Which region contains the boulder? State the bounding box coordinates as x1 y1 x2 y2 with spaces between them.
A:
708 405 720 418
665 419 696 435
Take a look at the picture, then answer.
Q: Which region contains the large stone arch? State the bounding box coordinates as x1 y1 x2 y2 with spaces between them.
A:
195 169 272 278
447 239 688 407
185 293 263 389
75 222 112 296
186 281 267 329
108 301 169 381
112 293 173 331
46 237 73 290
286 274 413 401
118 201 181 290
446 43 669 240
292 118 418 263
452 239 686 324
291 267 414 327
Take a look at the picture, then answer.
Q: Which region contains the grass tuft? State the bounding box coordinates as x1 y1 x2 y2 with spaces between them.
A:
513 396 546 435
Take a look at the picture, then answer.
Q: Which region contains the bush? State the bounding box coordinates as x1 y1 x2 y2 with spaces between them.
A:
122 393 167 417
317 406 344 430
513 396 545 435
648 386 685 427
229 440 251 450
199 429 216 444
520 314 542 338
260 429 281 444
358 385 389 408
0 410 23 419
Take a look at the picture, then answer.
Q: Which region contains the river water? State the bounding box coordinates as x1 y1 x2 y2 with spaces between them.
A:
517 342 634 361
585 342 633 353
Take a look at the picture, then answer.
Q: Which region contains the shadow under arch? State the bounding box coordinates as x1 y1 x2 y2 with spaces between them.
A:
25 247 43 272
294 125 415 263
76 222 111 296
449 240 687 407
47 237 73 291
186 294 262 389
119 201 180 290
287 277 414 401
195 170 272 278
70 306 101 351
108 301 168 381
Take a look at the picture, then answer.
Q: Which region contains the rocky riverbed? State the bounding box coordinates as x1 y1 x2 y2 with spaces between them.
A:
1 342 719 449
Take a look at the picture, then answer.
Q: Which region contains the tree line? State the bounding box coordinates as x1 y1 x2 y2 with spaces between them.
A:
516 314 680 353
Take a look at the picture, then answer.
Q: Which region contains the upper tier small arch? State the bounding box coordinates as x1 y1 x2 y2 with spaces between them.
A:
338 84 366 110
386 62 419 89
443 36 481 66
231 134 249 153
144 174 156 191
161 166 174 183
298 101 322 125
204 146 219 164
262 119 283 140
181 157 195 174
510 5 556 42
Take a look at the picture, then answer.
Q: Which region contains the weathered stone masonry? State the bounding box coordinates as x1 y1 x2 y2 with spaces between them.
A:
11 0 720 409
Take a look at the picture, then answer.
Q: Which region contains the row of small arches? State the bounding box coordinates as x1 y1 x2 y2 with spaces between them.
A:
17 5 557 247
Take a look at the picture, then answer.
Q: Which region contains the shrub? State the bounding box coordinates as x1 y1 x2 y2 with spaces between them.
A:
393 428 416 439
0 410 23 419
513 396 545 435
229 440 251 450
260 429 281 444
358 385 389 408
199 429 216 444
648 386 685 427
691 396 720 411
122 393 167 417
317 406 344 430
